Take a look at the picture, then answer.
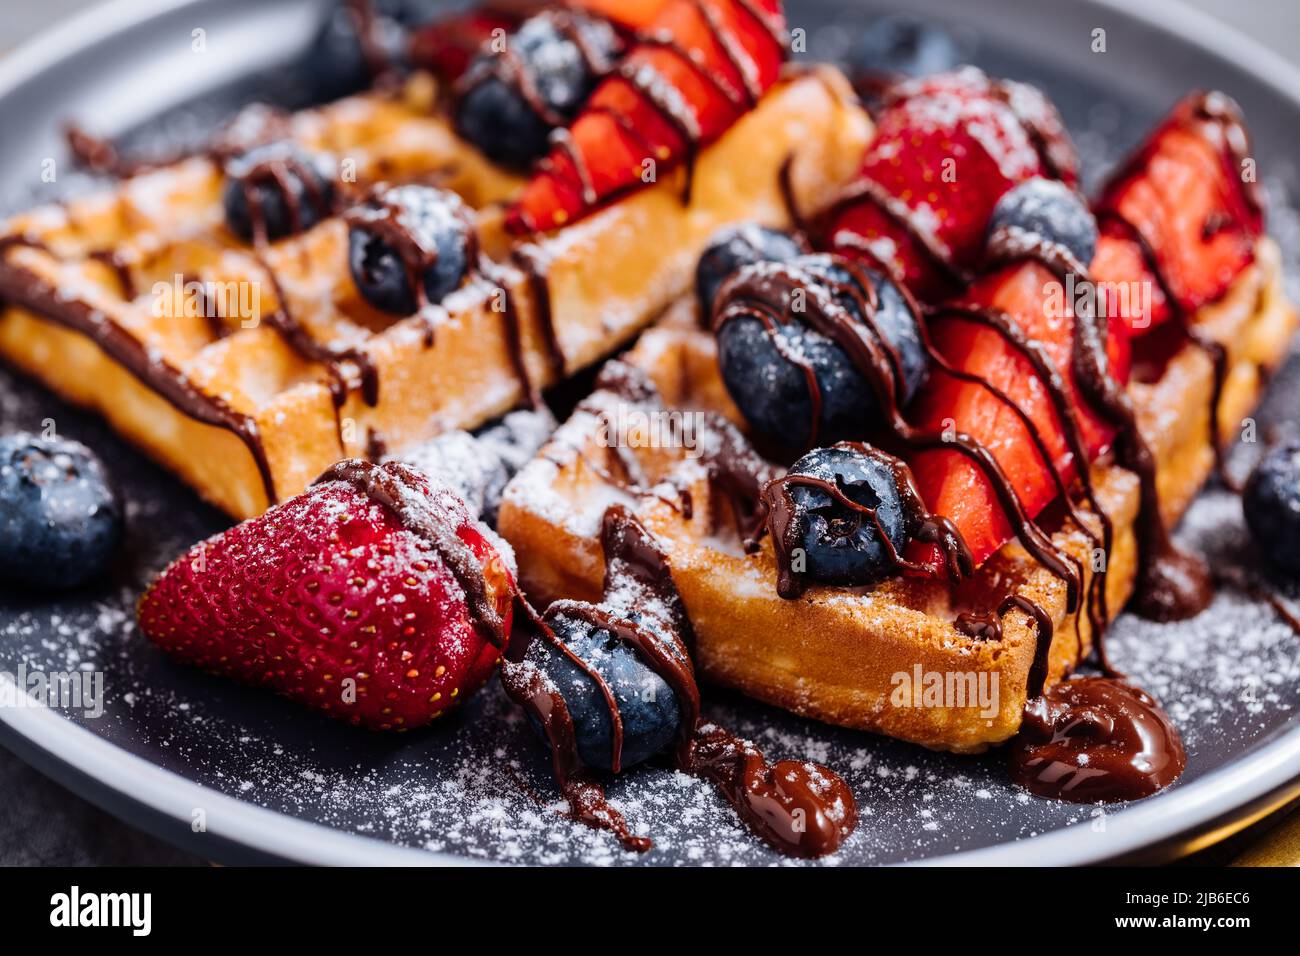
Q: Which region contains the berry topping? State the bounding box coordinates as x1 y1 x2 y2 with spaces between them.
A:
222 143 336 244
345 184 474 315
138 460 516 731
508 0 787 234
409 9 517 84
305 0 423 101
526 610 682 771
454 10 621 170
714 254 928 450
1244 441 1300 577
822 67 1077 301
0 433 122 591
1092 91 1263 336
847 15 960 104
907 259 1131 572
695 223 804 319
986 177 1098 271
777 444 913 587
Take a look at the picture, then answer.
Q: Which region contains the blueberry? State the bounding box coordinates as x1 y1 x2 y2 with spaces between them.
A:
848 16 960 100
454 12 619 169
346 185 471 315
222 143 336 243
716 254 929 450
0 433 123 591
784 444 911 587
305 0 432 102
528 612 680 772
1244 441 1300 576
986 178 1098 269
696 224 805 320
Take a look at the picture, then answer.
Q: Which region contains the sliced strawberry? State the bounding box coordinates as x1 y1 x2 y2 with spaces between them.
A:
1093 92 1263 336
906 261 1131 570
409 9 518 83
822 68 1077 302
567 0 673 30
507 0 786 234
139 461 516 731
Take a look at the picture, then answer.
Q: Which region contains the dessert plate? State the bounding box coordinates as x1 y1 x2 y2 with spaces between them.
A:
1 0 1298 865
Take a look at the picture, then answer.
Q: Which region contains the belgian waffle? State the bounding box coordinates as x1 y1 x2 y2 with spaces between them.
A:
0 68 869 520
497 238 1296 753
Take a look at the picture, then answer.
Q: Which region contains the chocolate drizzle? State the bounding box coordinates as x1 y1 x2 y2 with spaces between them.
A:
753 441 972 598
313 458 508 648
956 594 1055 699
714 256 1082 610
0 233 278 505
1011 676 1187 803
500 504 857 857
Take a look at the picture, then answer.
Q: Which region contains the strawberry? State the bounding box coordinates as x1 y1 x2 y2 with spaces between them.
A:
821 68 1077 302
906 260 1131 570
408 9 518 83
506 0 787 234
1092 92 1263 337
139 461 516 731
568 0 673 30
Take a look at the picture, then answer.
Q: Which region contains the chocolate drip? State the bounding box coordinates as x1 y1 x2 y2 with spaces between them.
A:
1011 677 1187 802
0 233 278 505
1069 259 1213 623
754 441 972 598
87 248 136 300
510 245 565 380
500 505 857 857
714 257 1082 610
955 594 1054 699
457 9 620 130
314 459 508 648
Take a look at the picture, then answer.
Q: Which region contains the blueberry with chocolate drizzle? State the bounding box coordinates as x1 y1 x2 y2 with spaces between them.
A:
454 10 620 169
345 184 474 315
777 444 912 587
714 254 929 450
500 506 859 857
222 142 336 244
695 223 805 317
985 177 1098 272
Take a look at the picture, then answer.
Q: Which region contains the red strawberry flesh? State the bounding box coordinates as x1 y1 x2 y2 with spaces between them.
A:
823 68 1078 302
139 463 515 731
1092 92 1262 337
906 260 1131 571
507 0 786 234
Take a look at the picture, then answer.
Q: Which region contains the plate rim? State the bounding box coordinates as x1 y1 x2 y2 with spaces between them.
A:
1 0 1299 867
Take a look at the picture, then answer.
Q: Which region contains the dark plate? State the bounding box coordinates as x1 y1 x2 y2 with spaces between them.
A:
1 0 1299 866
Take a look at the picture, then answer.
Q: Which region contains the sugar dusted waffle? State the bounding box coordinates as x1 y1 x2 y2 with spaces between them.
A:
499 77 1298 762
499 238 1293 753
0 45 869 520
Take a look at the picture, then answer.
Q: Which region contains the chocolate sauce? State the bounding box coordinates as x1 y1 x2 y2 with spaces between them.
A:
714 256 1082 610
755 441 972 598
500 504 857 857
456 9 620 129
955 594 1054 699
1010 677 1186 803
314 458 509 648
0 233 279 505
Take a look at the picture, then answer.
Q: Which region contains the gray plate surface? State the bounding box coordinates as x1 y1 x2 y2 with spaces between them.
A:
0 0 1298 865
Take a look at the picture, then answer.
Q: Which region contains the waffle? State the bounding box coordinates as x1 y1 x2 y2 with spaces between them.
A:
497 238 1297 753
0 68 870 520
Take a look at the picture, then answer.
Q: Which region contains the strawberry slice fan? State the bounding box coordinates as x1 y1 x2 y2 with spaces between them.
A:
825 80 1261 629
506 0 788 234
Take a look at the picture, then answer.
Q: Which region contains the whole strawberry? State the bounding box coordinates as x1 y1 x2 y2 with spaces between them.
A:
139 460 516 730
822 67 1077 301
